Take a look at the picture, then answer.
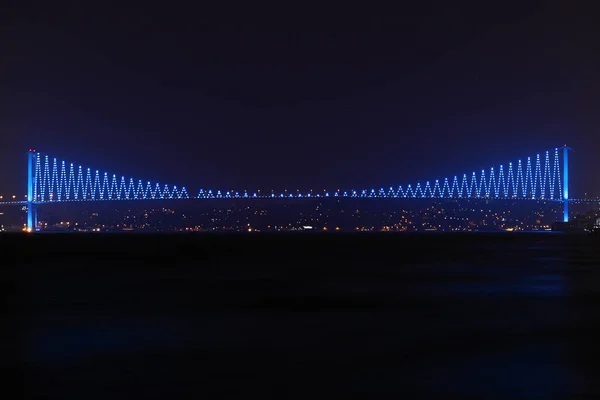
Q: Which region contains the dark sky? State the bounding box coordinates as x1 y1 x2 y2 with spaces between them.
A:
1 1 599 197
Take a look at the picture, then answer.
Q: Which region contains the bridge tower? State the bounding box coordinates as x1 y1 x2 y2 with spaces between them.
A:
27 149 38 232
563 145 569 223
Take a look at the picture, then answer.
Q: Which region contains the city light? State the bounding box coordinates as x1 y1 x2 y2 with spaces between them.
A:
2 147 591 232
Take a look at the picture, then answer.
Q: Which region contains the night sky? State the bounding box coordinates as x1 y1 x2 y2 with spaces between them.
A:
1 2 599 197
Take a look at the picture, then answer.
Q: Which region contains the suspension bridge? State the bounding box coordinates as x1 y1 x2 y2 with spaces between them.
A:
0 145 597 232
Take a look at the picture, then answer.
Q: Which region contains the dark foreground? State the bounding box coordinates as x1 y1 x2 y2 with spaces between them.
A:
4 232 600 399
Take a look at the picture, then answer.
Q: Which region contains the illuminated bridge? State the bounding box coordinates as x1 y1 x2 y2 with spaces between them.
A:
0 146 598 232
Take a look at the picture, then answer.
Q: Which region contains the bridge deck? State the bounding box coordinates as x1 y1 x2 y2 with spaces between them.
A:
1 199 598 206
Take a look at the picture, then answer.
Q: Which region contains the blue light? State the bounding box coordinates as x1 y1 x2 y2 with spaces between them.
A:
414 183 423 198
29 152 188 204
563 146 569 222
507 163 515 197
27 147 567 207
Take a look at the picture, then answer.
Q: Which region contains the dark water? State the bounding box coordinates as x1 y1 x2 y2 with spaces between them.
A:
5 233 600 398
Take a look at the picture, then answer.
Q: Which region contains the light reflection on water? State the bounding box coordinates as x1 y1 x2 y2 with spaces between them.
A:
27 319 184 364
448 274 566 296
350 343 573 399
24 236 591 397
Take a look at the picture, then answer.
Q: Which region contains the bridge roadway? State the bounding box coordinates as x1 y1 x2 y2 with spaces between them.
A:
0 198 598 206
0 200 27 205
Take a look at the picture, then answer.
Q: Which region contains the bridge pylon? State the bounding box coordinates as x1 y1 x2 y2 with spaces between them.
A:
563 145 571 223
27 149 38 232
